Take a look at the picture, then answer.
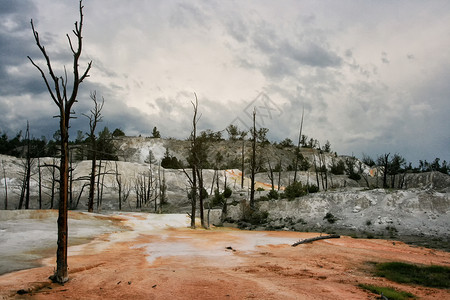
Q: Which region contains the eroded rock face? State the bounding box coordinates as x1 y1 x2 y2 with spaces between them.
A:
214 188 450 239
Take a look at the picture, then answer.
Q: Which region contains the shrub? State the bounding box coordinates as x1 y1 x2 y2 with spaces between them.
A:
348 172 361 181
200 187 208 199
324 212 337 224
267 189 279 200
210 189 225 207
257 187 265 192
330 160 346 175
188 187 208 201
241 202 269 225
284 181 307 200
307 184 319 193
386 226 398 237
258 196 269 202
161 155 183 169
223 186 232 198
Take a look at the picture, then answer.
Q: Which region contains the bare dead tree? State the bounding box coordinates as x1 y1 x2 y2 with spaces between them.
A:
83 91 104 212
37 158 42 209
210 169 217 195
181 94 208 228
17 164 27 209
241 134 246 189
378 153 390 189
114 162 122 210
40 158 59 209
220 170 228 224
133 168 157 211
267 159 275 191
190 96 199 228
134 175 142 209
68 151 74 209
313 153 320 190
114 161 130 210
182 94 199 228
196 167 208 228
24 123 33 209
1 160 7 210
249 108 257 209
277 158 282 192
293 107 304 183
156 164 161 212
48 158 58 209
99 161 106 211
74 182 88 209
95 161 114 212
28 0 92 283
316 142 327 191
96 160 102 210
18 122 36 209
159 165 167 209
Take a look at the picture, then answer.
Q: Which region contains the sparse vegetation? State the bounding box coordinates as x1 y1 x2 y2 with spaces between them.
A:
241 201 269 226
358 284 415 300
210 187 232 207
386 226 398 237
280 181 319 200
307 184 319 193
330 160 345 175
282 181 306 200
161 148 183 169
323 212 337 224
267 189 279 200
374 262 450 288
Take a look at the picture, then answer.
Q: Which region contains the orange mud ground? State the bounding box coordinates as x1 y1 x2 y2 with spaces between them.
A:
0 214 449 300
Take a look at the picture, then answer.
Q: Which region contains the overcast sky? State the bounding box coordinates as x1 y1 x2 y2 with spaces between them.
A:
1 0 449 164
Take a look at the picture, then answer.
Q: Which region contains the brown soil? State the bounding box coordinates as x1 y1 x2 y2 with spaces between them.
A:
0 214 449 300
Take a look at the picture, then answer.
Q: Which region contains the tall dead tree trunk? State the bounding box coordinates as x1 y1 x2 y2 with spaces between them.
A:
2 160 7 210
115 162 122 210
157 164 161 213
17 122 34 210
18 170 26 209
190 96 198 229
267 159 275 191
160 166 166 209
381 153 390 188
38 158 42 209
84 91 104 212
313 153 320 190
196 168 207 229
249 108 257 209
293 107 304 183
277 158 282 192
96 161 101 210
28 0 92 284
241 138 245 189
317 143 327 191
24 123 33 209
69 152 74 209
49 158 57 209
183 93 208 229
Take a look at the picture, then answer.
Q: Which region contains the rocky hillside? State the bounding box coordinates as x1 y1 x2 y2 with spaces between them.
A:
213 188 449 244
0 137 449 245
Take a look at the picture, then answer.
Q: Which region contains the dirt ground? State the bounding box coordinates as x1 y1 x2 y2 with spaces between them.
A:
0 213 449 300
